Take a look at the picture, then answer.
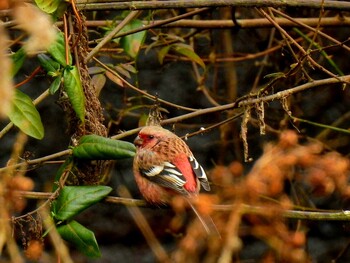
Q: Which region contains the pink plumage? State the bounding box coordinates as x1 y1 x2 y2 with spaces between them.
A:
133 125 210 205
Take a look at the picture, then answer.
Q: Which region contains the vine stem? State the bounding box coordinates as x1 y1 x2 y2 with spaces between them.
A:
13 190 350 221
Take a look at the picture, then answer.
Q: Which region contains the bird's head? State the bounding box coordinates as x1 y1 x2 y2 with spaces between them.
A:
134 126 169 149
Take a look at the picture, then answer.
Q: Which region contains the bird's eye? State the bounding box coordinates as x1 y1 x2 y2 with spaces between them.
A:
148 135 154 139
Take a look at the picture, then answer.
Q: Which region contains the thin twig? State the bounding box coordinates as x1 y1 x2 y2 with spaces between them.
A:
272 8 350 53
14 66 42 88
93 8 211 44
13 190 350 221
55 17 350 29
238 74 350 107
258 8 342 80
85 10 141 63
75 0 350 11
93 57 198 112
0 149 72 173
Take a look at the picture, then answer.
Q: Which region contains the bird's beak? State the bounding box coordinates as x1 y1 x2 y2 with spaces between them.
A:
134 135 143 147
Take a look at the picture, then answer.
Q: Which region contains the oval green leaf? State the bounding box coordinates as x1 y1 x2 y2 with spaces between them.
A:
173 44 205 69
37 53 60 74
8 90 44 139
48 32 72 66
11 48 26 76
88 66 106 75
57 220 101 258
120 19 147 58
72 135 136 160
52 186 112 221
91 74 106 96
49 76 62 95
158 45 171 65
34 0 61 13
63 66 85 122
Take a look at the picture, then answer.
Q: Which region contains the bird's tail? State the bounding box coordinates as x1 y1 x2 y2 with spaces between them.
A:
185 197 221 237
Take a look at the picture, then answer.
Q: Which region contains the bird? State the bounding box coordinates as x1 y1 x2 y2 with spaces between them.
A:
133 125 217 234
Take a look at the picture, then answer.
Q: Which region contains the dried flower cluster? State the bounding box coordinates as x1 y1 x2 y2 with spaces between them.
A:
0 0 55 117
171 130 350 262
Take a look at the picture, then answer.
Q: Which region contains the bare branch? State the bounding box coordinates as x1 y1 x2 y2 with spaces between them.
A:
76 0 350 11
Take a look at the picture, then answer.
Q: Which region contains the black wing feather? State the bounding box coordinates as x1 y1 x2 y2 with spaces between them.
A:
139 162 189 195
189 156 210 191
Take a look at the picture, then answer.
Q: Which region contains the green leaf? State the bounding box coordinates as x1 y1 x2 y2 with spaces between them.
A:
57 220 101 258
11 48 26 76
158 45 171 65
48 32 71 66
120 19 147 58
63 66 85 122
115 64 131 79
37 53 60 74
173 44 205 69
34 0 61 13
264 72 286 79
119 63 137 74
8 90 44 139
91 74 106 95
49 76 62 95
52 186 112 221
72 135 136 160
88 66 106 75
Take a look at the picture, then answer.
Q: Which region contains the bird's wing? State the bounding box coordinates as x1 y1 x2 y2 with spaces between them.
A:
188 156 211 191
139 161 189 195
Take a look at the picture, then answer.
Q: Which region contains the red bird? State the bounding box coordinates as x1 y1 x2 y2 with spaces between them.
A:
133 125 211 205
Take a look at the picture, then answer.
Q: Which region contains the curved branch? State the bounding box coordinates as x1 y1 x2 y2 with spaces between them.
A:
0 75 348 172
